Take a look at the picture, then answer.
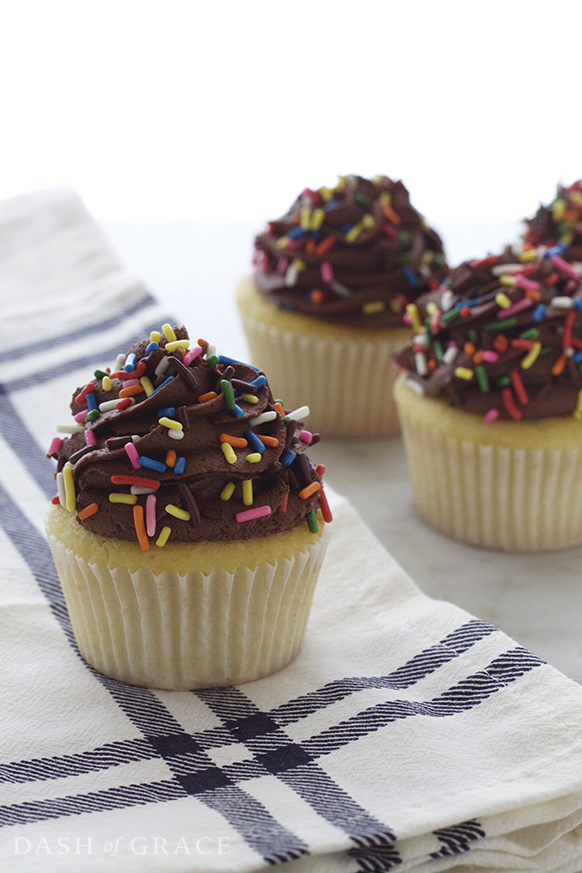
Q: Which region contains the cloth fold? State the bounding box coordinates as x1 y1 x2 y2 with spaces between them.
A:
1 188 582 873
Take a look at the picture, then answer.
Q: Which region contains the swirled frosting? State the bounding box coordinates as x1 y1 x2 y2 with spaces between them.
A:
47 326 331 547
395 244 582 421
524 179 582 263
253 175 447 328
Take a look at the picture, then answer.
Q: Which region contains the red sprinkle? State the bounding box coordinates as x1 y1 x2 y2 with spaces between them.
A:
318 485 333 523
502 388 522 420
116 398 133 410
315 235 336 256
511 339 535 350
472 255 498 269
510 370 528 405
51 495 60 505
74 383 94 405
277 491 289 513
562 310 575 350
460 306 472 318
110 475 161 490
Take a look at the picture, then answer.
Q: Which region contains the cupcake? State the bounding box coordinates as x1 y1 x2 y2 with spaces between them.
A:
46 325 331 689
393 246 582 551
524 178 582 263
237 174 447 438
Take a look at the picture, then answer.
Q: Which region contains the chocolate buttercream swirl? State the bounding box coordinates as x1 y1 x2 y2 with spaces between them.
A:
395 245 582 420
524 179 582 263
253 174 447 329
48 327 331 545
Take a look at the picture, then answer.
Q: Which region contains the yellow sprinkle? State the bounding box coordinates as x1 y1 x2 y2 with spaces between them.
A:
165 340 190 352
102 375 112 392
499 275 517 286
246 453 262 463
291 258 306 272
379 192 391 207
63 465 76 512
159 417 183 431
454 367 474 381
310 208 325 230
221 442 237 464
150 331 161 343
162 323 177 342
371 174 383 184
156 526 172 547
521 341 542 370
552 198 566 221
389 299 403 313
300 207 311 229
570 191 582 206
335 176 346 189
166 504 190 521
319 186 333 202
220 482 235 501
422 250 434 265
361 214 375 229
561 232 573 245
406 303 422 334
426 301 440 316
241 393 259 404
495 292 512 309
362 301 386 315
574 390 582 421
242 479 253 506
139 376 154 397
518 249 538 263
276 236 290 249
345 224 362 243
109 493 138 505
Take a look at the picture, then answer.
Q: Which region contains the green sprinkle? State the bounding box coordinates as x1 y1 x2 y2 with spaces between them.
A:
485 317 517 331
353 192 372 210
85 409 100 423
468 328 478 345
498 376 511 387
220 380 236 410
539 347 552 355
397 231 411 245
519 328 539 340
434 339 444 363
434 253 446 265
441 308 461 325
306 510 319 533
475 364 489 393
94 369 109 379
207 355 219 366
393 251 412 265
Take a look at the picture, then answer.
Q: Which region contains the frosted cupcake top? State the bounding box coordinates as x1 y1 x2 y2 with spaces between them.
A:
253 174 447 328
395 244 582 421
47 326 331 549
524 179 582 263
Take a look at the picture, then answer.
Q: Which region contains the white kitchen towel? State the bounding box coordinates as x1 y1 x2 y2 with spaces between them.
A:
1 188 582 873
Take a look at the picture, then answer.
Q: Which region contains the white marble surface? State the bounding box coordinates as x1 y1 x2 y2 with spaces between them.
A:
102 219 582 683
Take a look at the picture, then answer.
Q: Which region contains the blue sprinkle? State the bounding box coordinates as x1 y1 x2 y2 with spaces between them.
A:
404 267 419 287
281 450 296 468
311 230 322 241
149 375 175 397
174 457 186 475
324 199 339 210
251 374 267 389
138 456 167 473
546 242 569 258
218 355 257 370
532 304 547 323
86 392 98 411
342 224 355 234
573 351 582 364
573 299 582 313
245 430 266 454
288 226 305 239
145 341 159 354
231 404 244 418
125 353 137 373
157 407 176 418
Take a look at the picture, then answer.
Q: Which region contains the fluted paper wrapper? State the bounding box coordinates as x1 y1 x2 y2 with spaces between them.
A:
240 313 408 438
48 533 328 690
399 412 582 552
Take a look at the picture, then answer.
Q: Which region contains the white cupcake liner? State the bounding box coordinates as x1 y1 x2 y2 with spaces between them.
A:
48 532 328 689
239 312 408 438
399 412 582 552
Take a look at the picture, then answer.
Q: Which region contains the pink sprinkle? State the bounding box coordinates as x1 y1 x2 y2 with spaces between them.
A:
277 258 288 276
484 409 499 423
48 437 62 455
122 378 140 388
299 429 312 443
403 313 412 325
430 311 441 332
85 430 96 446
183 346 202 366
565 278 578 294
124 441 140 470
550 255 578 279
236 505 272 523
321 262 334 283
74 409 88 423
286 240 299 249
481 350 499 363
515 274 539 291
498 297 532 318
146 494 157 537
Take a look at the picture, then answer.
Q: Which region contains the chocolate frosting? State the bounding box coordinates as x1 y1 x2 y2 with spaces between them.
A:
395 245 582 420
253 175 447 329
48 327 330 546
524 179 582 264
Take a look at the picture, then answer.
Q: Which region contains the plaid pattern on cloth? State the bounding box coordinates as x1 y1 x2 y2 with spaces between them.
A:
1 189 582 873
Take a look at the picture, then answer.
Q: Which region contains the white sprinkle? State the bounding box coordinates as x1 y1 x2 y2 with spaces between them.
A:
443 344 458 365
114 354 126 371
57 424 85 434
552 296 574 309
405 377 424 394
491 263 523 276
131 434 141 443
56 471 66 506
441 289 454 311
98 399 119 412
168 429 185 440
285 264 299 287
206 344 216 358
250 411 277 426
330 281 352 298
286 405 310 422
131 486 158 495
415 352 427 376
511 239 524 256
565 347 575 357
571 262 582 276
154 356 170 377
